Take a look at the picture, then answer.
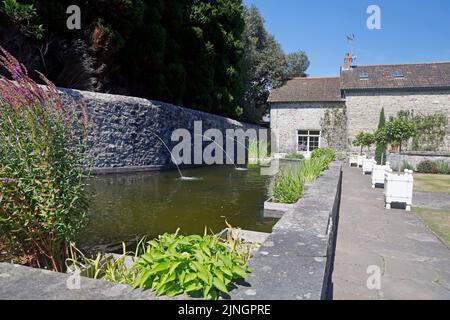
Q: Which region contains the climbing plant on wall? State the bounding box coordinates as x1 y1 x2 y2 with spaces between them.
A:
397 110 448 151
320 107 348 151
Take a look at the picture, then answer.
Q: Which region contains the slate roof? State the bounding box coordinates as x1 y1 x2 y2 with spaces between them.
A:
269 61 450 103
341 62 450 90
268 77 342 103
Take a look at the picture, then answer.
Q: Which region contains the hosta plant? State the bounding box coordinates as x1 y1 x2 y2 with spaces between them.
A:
132 229 252 299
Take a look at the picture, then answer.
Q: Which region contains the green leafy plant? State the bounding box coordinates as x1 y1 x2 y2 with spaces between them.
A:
1 0 44 39
273 148 335 204
132 229 252 299
311 148 336 162
273 168 304 204
416 160 439 174
66 242 142 285
0 48 91 271
397 110 448 151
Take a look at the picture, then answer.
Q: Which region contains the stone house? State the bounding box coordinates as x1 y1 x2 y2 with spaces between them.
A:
269 53 450 157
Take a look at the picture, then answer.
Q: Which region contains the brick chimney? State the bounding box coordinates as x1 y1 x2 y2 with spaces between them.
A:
342 53 352 71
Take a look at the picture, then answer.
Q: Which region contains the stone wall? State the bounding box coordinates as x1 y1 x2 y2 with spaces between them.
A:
231 162 343 300
270 102 345 155
389 151 450 171
346 89 450 153
62 88 261 171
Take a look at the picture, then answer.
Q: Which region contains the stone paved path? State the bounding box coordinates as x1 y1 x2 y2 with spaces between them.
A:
333 166 450 300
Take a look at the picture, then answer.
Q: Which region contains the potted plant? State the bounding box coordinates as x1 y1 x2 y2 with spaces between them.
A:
390 143 399 153
353 132 374 167
385 118 417 154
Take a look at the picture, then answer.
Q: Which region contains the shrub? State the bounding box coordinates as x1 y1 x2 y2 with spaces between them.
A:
285 153 305 160
273 168 304 204
132 230 252 299
0 47 91 271
436 162 450 175
416 160 439 174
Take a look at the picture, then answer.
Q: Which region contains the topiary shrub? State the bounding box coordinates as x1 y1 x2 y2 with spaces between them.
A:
416 160 439 174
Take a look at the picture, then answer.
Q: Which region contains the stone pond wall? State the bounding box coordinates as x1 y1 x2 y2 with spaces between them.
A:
61 88 261 172
231 162 343 300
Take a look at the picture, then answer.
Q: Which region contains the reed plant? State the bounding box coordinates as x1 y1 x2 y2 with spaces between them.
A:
273 168 304 204
273 148 336 204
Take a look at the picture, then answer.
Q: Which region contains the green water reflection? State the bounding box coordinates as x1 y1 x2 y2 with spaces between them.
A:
78 166 277 251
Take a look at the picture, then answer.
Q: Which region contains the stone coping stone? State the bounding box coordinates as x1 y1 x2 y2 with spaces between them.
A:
230 162 342 300
394 151 450 157
0 262 174 300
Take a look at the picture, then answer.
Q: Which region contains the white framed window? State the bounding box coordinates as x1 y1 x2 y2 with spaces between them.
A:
298 130 321 152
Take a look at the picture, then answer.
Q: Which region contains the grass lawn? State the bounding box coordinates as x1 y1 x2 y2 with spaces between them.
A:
414 174 450 194
414 207 450 248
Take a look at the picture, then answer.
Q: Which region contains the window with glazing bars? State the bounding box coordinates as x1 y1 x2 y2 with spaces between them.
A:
298 130 321 152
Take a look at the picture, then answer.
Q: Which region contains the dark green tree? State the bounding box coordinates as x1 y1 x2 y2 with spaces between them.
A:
241 5 285 122
375 108 386 164
241 5 309 123
284 51 309 78
1 0 246 119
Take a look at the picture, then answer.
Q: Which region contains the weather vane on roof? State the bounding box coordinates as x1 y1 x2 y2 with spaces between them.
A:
346 34 357 63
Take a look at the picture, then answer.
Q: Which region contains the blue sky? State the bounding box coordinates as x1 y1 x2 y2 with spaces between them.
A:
243 0 450 76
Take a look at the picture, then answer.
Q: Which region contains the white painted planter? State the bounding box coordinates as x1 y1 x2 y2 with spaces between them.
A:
384 169 414 211
349 153 359 167
362 158 376 175
371 162 390 188
357 154 367 167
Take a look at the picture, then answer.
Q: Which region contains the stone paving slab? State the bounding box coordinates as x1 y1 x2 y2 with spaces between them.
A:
333 167 450 300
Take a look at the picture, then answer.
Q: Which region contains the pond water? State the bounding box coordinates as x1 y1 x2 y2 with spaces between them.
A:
78 166 277 251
